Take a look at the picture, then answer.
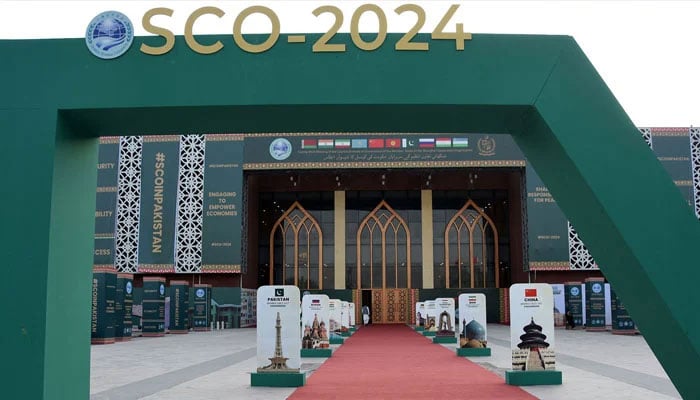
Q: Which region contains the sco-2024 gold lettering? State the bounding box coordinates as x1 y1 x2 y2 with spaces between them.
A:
140 4 471 55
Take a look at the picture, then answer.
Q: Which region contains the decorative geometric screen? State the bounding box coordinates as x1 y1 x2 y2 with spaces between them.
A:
114 136 143 273
174 134 205 273
690 127 700 219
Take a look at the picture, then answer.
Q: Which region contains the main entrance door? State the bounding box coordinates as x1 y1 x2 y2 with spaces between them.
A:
371 289 412 324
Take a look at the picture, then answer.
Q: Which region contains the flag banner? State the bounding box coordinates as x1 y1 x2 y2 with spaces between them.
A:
94 138 119 267
386 138 402 148
244 134 526 168
138 136 180 273
202 135 244 273
368 138 385 148
351 139 367 148
335 139 351 148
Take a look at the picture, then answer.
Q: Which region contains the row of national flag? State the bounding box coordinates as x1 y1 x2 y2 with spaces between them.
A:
300 137 469 150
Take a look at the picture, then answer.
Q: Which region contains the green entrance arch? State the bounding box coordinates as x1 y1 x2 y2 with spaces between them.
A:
2 33 699 399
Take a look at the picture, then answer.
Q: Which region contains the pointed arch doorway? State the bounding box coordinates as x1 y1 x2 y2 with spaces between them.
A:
356 200 413 324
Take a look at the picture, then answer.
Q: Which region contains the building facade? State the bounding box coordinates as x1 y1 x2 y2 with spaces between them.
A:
94 128 698 325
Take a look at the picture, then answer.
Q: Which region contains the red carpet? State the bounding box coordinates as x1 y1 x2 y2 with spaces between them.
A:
288 324 536 399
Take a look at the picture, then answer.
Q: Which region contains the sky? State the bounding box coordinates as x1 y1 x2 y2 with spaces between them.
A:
1 0 699 127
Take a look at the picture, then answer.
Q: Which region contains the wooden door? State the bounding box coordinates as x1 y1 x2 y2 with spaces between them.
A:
371 289 410 323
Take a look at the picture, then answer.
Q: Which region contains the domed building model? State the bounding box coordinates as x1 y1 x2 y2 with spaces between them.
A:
460 318 487 348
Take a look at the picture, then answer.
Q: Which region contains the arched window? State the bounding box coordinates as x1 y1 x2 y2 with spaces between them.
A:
357 200 411 289
269 201 323 289
444 199 499 288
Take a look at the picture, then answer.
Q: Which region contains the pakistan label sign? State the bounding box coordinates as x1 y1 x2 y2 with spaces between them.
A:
201 135 244 273
252 286 304 387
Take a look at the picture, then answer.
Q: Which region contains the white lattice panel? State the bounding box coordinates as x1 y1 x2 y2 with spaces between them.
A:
690 128 700 218
568 222 597 270
115 136 143 273
175 134 205 273
639 127 653 148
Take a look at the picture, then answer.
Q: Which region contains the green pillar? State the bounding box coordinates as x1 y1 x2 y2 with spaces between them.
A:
169 281 189 333
91 267 116 344
142 277 166 337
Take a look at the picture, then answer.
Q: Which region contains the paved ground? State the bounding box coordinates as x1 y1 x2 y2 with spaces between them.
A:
90 325 681 400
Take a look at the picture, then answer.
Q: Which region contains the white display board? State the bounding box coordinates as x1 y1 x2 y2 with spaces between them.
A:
509 284 556 371
301 294 330 350
341 301 350 330
435 297 456 336
256 285 301 372
415 302 425 326
551 284 565 327
458 293 487 348
349 303 356 326
328 299 342 335
424 300 437 332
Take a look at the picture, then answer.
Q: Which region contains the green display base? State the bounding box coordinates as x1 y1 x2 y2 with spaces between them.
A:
301 348 332 358
456 347 491 357
340 331 352 337
505 370 562 386
432 336 457 344
349 327 357 333
330 337 344 344
414 326 425 332
250 372 306 387
422 331 436 337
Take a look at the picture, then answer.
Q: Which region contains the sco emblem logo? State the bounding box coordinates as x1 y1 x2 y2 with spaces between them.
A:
592 283 603 294
570 286 580 296
196 288 205 298
269 138 292 161
85 11 134 59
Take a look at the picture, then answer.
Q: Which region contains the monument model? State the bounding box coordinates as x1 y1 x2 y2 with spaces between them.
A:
460 318 487 348
512 318 555 371
258 312 299 373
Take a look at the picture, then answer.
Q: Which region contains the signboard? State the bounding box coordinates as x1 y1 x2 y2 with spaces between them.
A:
91 267 116 344
611 288 637 333
585 278 606 330
116 273 133 341
415 302 426 327
348 303 356 327
241 288 258 328
328 299 342 337
434 297 456 337
256 286 301 373
93 138 119 268
458 293 487 348
525 164 569 271
243 134 526 169
301 294 330 350
341 301 350 331
424 300 437 332
138 136 180 273
142 277 166 337
193 284 212 330
564 282 583 327
201 135 244 273
509 284 556 371
169 281 189 333
652 129 694 211
551 284 565 327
